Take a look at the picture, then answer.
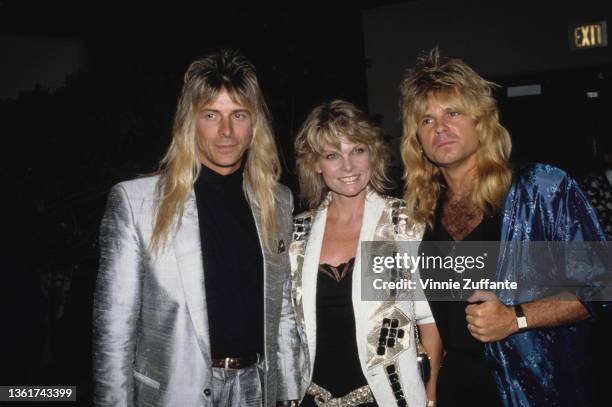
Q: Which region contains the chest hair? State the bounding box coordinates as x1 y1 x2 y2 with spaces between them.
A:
440 196 483 241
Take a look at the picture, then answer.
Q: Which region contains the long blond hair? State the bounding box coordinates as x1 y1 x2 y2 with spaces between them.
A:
399 48 512 225
294 100 390 209
151 49 280 252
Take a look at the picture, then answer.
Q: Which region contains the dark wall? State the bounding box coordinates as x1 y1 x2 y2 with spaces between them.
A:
494 64 611 179
363 1 612 137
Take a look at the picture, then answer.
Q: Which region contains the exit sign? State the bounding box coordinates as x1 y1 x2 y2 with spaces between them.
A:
570 21 607 50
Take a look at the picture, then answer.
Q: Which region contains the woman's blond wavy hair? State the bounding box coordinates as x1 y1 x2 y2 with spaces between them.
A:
295 99 390 210
400 48 512 226
151 49 280 253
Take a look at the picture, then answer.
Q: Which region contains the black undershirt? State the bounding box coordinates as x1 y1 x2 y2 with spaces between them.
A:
300 258 373 406
420 197 502 407
194 164 264 359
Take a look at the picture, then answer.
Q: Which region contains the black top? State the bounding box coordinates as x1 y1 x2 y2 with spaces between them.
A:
310 258 369 396
194 164 264 359
420 195 503 407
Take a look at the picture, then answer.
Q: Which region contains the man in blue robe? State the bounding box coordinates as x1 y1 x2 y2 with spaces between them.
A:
399 48 609 407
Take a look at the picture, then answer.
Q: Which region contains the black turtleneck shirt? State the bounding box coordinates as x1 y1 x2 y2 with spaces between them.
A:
194 164 264 359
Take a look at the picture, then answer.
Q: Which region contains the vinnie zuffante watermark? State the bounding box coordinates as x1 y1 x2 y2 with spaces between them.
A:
371 250 517 291
360 241 612 302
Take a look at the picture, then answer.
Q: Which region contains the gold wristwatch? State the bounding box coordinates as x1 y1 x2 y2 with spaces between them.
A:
514 304 528 332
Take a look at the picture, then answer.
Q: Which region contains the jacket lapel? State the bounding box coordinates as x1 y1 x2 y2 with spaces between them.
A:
173 191 212 366
352 193 386 359
302 205 327 377
246 195 274 369
302 192 387 378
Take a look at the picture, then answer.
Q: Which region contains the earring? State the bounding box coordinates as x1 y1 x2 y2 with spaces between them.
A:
415 136 424 154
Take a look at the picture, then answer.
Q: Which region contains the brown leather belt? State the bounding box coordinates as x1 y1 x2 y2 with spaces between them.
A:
211 354 259 369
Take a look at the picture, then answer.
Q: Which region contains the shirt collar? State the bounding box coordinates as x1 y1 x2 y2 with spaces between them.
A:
196 162 245 189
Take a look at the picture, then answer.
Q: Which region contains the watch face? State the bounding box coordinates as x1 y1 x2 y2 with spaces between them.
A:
517 316 528 330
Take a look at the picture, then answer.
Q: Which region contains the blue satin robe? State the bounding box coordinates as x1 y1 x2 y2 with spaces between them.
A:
486 163 608 407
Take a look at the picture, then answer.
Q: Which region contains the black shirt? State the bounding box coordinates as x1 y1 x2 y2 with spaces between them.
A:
310 258 369 396
194 164 264 359
420 196 502 407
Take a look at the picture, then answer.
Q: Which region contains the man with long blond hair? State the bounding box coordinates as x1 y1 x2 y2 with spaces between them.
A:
400 48 607 407
93 49 301 407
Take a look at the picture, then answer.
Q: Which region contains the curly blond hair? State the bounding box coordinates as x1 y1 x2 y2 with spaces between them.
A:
295 100 390 209
399 48 512 225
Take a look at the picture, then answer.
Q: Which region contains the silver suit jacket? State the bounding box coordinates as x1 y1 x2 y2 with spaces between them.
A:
93 175 302 407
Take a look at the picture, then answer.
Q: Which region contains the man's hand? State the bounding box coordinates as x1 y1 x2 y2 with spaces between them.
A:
465 290 517 343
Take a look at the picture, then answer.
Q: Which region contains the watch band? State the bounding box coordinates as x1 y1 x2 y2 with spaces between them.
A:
514 304 528 332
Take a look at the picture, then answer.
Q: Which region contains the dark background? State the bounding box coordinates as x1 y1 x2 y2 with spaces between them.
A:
1 1 610 405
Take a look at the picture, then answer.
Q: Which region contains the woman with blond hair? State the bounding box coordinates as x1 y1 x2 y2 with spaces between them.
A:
290 100 440 407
